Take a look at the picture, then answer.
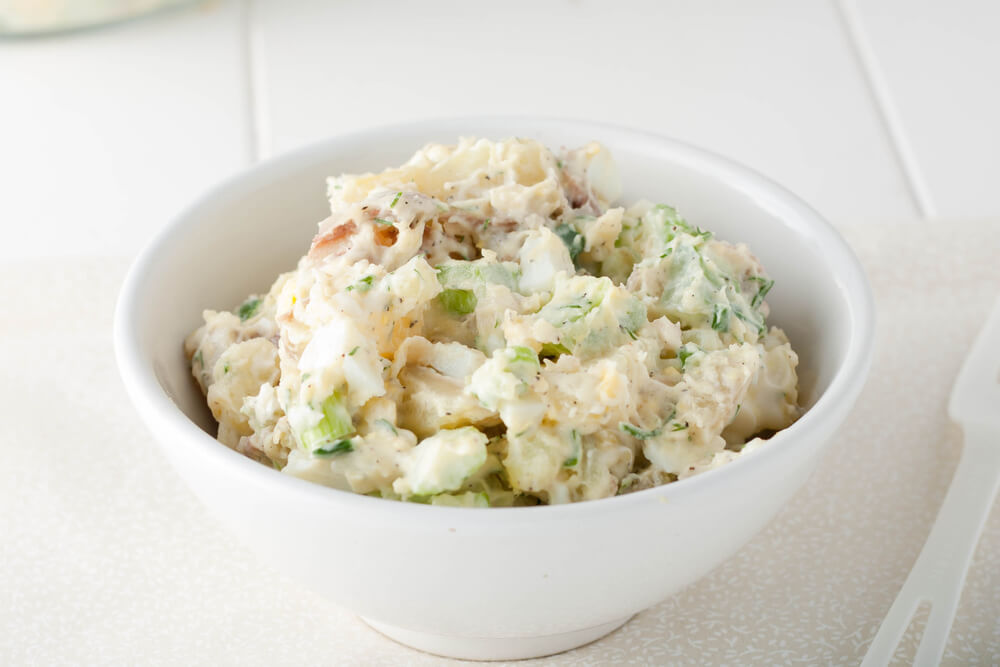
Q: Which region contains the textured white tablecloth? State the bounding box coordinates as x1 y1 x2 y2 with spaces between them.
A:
2 220 998 666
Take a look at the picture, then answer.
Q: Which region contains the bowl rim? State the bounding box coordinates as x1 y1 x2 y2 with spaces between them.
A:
114 115 875 525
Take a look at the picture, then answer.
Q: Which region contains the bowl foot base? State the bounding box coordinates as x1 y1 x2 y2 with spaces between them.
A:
360 615 631 661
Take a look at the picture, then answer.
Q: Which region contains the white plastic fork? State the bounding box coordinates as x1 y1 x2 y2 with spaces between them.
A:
862 296 1000 666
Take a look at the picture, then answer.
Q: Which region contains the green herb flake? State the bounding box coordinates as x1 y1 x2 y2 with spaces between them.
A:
390 191 402 207
749 276 775 309
654 204 712 243
222 363 230 374
346 275 375 292
733 305 766 335
314 439 354 456
193 349 203 367
620 423 663 440
482 218 492 230
678 344 698 369
348 346 359 356
556 160 564 168
375 418 398 435
373 217 394 226
711 304 731 332
554 223 585 262
671 422 688 431
237 297 262 321
700 256 724 288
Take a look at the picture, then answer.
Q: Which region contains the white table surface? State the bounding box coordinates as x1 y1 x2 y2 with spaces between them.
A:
2 1 999 664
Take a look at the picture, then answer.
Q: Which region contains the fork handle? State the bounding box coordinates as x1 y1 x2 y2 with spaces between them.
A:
861 424 1000 666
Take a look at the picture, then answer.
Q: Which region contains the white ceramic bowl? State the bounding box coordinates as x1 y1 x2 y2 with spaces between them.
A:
114 118 874 661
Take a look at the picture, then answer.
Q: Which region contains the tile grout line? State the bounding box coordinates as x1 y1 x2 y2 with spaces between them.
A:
239 0 268 163
834 0 937 219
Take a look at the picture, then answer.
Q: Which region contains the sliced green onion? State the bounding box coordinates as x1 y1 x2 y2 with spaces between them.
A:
438 288 477 315
299 391 354 452
539 341 570 358
237 297 261 321
314 439 354 456
563 429 582 468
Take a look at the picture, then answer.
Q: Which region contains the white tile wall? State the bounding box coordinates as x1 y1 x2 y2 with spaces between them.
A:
1 0 996 251
250 0 918 227
0 0 250 259
844 0 1000 219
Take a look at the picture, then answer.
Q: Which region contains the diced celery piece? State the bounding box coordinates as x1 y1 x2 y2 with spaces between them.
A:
393 427 489 497
436 259 519 292
478 264 519 290
506 346 540 374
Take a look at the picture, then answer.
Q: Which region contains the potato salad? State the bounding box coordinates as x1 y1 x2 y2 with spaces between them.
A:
185 138 800 506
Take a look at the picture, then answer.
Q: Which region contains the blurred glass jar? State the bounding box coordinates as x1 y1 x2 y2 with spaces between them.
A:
0 0 196 36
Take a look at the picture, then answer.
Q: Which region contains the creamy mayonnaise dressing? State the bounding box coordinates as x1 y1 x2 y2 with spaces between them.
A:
185 138 800 506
